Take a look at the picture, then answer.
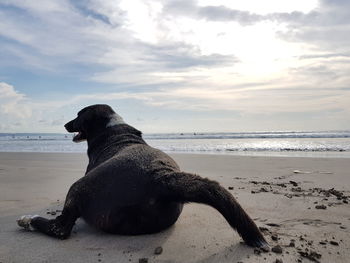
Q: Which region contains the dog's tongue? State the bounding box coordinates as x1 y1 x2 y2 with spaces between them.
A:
73 132 82 142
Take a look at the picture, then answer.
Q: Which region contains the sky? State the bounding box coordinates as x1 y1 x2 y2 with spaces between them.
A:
0 0 349 133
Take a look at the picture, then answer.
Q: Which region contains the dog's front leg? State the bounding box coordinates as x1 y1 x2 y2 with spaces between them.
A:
17 205 79 239
17 182 82 239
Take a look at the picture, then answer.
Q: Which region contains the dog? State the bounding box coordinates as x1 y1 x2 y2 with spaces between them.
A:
17 104 268 249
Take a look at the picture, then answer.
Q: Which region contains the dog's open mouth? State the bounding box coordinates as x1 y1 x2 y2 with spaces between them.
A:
73 132 86 143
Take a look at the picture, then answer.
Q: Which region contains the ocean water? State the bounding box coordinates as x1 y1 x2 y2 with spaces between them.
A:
0 131 350 158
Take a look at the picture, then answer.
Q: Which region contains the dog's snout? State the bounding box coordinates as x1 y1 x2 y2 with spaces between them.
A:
64 120 75 132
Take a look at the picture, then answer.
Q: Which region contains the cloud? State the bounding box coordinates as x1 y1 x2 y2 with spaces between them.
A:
163 0 264 25
162 0 320 26
0 0 240 87
1 79 349 133
0 82 82 132
197 6 263 24
0 82 31 119
274 0 350 51
299 53 350 60
0 0 127 72
69 0 113 25
160 0 350 57
147 42 237 69
91 41 238 85
57 77 350 116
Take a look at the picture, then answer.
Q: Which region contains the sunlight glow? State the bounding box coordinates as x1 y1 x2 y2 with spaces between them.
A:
163 18 304 77
117 0 311 79
119 0 162 43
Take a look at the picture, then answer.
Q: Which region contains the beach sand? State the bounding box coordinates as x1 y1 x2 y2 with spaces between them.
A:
0 152 349 263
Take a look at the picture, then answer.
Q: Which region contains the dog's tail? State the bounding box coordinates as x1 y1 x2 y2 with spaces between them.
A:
156 171 268 249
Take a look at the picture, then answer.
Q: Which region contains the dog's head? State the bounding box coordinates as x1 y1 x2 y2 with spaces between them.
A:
64 104 125 142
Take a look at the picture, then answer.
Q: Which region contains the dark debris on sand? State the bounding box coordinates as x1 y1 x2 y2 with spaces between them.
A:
232 177 350 263
330 241 339 246
242 179 347 262
154 246 163 255
315 204 327 210
266 223 280 227
271 245 283 254
247 180 349 205
298 250 322 263
271 234 278 241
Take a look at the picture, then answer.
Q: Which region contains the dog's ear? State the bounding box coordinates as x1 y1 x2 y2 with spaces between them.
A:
75 108 93 132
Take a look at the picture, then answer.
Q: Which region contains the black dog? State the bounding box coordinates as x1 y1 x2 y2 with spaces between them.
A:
18 104 268 249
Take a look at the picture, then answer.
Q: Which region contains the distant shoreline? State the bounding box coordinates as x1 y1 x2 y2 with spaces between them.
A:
1 131 350 158
1 130 350 138
0 151 349 159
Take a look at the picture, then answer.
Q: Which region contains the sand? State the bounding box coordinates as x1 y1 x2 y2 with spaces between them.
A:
0 152 349 263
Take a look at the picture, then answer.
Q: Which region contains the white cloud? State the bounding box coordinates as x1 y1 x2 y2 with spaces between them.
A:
0 82 31 119
197 0 319 14
0 79 349 133
0 83 79 132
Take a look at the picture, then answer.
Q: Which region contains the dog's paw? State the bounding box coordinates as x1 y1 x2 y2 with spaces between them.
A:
17 215 39 231
246 238 270 252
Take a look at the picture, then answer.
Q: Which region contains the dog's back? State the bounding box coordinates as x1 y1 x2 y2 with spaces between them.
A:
79 142 184 234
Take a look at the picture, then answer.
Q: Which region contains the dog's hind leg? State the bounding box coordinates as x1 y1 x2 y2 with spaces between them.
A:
156 171 269 249
17 184 81 239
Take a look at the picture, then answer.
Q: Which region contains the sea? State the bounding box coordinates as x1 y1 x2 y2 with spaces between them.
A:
1 131 350 158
